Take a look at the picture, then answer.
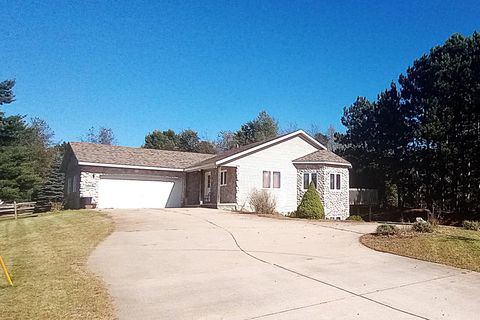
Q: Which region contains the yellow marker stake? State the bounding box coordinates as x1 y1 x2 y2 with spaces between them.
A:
0 255 13 286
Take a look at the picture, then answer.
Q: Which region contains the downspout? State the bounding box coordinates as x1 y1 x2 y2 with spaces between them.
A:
216 166 221 208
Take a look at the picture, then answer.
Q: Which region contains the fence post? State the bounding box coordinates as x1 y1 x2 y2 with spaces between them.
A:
14 201 17 220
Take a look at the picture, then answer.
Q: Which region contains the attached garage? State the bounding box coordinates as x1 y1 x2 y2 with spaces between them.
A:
61 142 214 209
97 176 183 209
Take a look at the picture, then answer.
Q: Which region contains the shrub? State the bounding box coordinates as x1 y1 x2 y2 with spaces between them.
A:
249 189 277 214
296 182 325 219
412 221 434 233
287 211 297 218
346 215 364 222
463 220 480 231
376 224 399 236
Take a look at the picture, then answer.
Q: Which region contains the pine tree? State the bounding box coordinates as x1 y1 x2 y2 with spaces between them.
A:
36 145 65 205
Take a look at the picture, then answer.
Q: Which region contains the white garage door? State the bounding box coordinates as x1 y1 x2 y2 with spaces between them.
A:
97 176 183 209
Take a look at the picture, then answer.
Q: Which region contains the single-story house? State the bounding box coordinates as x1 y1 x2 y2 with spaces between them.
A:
61 130 352 219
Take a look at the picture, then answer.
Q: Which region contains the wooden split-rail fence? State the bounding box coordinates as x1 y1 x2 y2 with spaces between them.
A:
0 201 37 220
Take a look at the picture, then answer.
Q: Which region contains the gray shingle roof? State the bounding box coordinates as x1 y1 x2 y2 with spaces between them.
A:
293 150 351 166
69 142 215 170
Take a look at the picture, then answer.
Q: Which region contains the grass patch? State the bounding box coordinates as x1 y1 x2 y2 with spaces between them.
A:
361 226 480 272
0 210 115 319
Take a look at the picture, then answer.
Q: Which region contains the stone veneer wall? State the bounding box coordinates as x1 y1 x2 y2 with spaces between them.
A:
296 166 324 205
321 166 350 219
79 172 101 204
295 164 350 219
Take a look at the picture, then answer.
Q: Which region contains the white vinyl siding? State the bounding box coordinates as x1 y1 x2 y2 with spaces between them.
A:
229 136 318 213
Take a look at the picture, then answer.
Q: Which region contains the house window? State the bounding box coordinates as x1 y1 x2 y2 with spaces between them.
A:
303 173 317 190
207 174 211 188
263 171 281 188
330 173 341 190
273 172 281 188
262 171 271 188
220 171 227 186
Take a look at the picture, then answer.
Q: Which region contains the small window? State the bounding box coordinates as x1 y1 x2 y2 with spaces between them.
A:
207 174 211 188
220 171 227 186
273 171 281 188
303 173 310 190
311 173 317 189
262 171 271 188
330 174 335 190
303 173 318 190
336 174 341 190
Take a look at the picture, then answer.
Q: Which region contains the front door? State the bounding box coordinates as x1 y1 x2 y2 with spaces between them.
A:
204 172 211 202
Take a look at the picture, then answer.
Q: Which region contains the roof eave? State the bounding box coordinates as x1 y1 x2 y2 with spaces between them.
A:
292 161 352 168
77 161 185 172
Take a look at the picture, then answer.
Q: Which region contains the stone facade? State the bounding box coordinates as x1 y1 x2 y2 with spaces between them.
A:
295 164 350 219
79 171 101 204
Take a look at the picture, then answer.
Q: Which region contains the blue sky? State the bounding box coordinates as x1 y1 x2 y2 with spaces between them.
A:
1 1 479 146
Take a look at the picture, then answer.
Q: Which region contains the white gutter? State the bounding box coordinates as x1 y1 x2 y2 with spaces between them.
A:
292 161 352 167
78 162 185 172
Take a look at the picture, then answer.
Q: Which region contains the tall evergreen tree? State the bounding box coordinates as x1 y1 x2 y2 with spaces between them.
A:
341 32 480 218
234 111 279 146
36 144 65 205
0 80 54 202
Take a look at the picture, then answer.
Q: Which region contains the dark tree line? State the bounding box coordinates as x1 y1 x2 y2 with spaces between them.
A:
0 80 56 201
142 111 281 153
339 32 480 218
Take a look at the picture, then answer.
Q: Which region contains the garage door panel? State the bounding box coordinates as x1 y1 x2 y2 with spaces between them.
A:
97 177 183 209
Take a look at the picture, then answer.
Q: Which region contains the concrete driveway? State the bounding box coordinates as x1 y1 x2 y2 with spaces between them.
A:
89 208 480 320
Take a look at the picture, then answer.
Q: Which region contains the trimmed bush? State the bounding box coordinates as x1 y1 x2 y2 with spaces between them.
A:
376 224 399 236
296 182 325 219
249 189 277 214
463 220 480 231
412 221 434 233
346 215 364 222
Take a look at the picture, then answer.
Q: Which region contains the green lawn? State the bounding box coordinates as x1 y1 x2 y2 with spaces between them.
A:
0 210 115 320
361 226 480 272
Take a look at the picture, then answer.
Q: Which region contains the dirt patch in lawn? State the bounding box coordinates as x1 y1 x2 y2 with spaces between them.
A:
361 226 480 272
0 210 115 319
